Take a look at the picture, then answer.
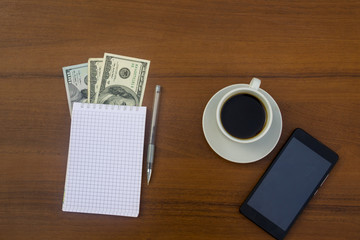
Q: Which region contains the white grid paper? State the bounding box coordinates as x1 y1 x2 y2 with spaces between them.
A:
62 103 147 217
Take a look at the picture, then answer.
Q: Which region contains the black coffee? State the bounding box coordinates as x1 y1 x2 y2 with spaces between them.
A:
220 93 266 139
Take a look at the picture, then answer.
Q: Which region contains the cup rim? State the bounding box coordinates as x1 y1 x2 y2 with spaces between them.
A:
216 87 273 143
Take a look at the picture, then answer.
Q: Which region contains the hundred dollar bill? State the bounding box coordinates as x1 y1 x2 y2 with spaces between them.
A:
94 53 150 106
88 58 103 103
63 63 88 115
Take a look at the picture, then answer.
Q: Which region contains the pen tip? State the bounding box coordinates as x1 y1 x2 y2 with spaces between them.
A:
147 170 152 185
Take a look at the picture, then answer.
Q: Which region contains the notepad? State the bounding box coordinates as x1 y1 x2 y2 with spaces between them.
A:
62 102 147 217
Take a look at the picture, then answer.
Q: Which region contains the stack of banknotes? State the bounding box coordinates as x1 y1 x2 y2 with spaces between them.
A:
63 53 150 115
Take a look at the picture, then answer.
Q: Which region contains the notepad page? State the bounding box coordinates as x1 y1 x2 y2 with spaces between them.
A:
62 103 146 217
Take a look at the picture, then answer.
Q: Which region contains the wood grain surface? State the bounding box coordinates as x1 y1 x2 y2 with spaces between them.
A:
0 0 359 239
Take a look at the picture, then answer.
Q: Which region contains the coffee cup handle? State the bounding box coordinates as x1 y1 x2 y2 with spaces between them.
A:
249 77 261 90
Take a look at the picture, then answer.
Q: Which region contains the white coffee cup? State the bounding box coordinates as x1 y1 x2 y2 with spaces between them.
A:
216 78 273 143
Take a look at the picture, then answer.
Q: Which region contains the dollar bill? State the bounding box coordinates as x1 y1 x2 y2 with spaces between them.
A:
88 58 103 103
94 53 150 106
63 63 88 115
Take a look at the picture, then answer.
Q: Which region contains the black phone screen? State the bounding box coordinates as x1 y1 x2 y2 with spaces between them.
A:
246 137 331 230
240 128 338 239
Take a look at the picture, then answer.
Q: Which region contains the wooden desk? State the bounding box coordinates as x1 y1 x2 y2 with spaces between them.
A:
1 1 359 239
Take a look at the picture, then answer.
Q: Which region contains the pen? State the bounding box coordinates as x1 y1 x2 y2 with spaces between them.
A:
147 85 161 185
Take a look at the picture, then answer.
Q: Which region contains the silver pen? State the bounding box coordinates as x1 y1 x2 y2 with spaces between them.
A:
147 85 161 185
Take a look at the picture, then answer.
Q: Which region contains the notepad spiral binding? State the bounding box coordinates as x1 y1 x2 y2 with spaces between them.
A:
79 103 139 111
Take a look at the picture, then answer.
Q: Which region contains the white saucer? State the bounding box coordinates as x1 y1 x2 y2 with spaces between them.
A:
202 84 282 163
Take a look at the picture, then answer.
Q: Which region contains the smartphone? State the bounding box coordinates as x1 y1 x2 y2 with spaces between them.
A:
240 128 338 240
